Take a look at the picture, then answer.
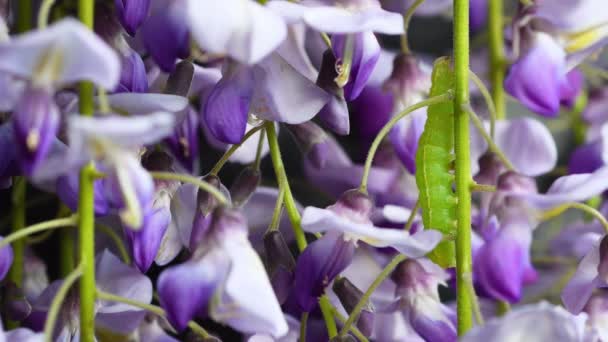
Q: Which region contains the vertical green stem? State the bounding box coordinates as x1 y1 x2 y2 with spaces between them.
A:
488 0 505 119
454 0 474 334
16 0 32 33
78 1 96 341
8 178 26 288
264 122 338 337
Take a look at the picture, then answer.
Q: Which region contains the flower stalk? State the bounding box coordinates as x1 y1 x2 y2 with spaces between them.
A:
489 0 506 119
454 0 474 333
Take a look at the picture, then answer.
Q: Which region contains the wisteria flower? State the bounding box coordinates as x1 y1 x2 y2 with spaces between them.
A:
0 18 120 174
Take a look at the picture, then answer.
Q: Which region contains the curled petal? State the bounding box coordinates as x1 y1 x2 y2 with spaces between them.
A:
294 231 356 312
158 253 228 331
562 244 602 314
505 33 567 117
12 87 59 176
141 0 190 72
333 32 381 100
115 0 151 36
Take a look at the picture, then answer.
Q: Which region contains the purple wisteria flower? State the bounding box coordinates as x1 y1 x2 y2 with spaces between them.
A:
115 0 151 36
0 19 120 175
294 190 442 311
505 1 608 116
0 236 13 281
158 207 288 337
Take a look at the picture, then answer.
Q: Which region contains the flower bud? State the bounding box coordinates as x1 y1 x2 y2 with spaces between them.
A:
230 167 261 208
164 60 195 97
332 277 375 337
496 171 537 194
190 175 223 249
117 50 148 93
330 189 374 222
164 107 199 172
264 231 296 304
383 53 430 109
286 122 330 168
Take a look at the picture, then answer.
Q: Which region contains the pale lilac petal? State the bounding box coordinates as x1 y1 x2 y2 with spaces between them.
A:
242 187 296 249
96 250 153 314
154 220 182 266
105 93 188 115
494 118 557 176
303 6 403 34
187 0 287 65
535 0 607 33
170 182 198 248
301 207 442 257
0 18 120 88
562 244 602 314
250 53 330 123
227 124 269 164
462 302 588 341
509 166 608 209
390 109 427 174
216 233 289 338
4 328 44 342
68 112 175 156
380 0 452 16
277 24 318 82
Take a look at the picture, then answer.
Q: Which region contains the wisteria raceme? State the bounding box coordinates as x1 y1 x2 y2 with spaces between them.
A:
0 0 608 341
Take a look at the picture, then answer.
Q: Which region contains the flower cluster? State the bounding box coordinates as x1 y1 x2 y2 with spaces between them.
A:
0 0 606 341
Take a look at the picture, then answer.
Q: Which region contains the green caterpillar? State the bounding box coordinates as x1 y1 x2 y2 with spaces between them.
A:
415 57 457 268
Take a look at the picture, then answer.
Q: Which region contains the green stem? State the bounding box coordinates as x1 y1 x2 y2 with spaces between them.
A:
496 301 510 316
253 129 266 170
403 200 419 231
488 0 506 119
264 122 307 251
96 289 211 338
37 0 56 28
78 163 96 342
331 307 369 342
454 0 474 333
359 93 453 193
149 171 229 206
209 125 264 175
400 0 426 54
59 228 75 277
8 178 26 288
266 188 285 233
77 3 96 337
265 122 338 337
44 264 83 342
469 70 497 137
541 202 608 233
470 182 496 193
299 312 308 342
338 254 407 337
319 296 338 338
16 0 32 33
465 104 515 171
0 215 77 249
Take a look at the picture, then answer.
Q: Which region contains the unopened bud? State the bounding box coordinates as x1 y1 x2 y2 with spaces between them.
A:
230 167 261 207
164 60 195 97
264 231 296 304
333 277 375 337
286 122 330 168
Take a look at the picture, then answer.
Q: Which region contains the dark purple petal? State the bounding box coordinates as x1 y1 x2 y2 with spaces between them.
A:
294 231 356 312
505 33 567 117
350 85 394 143
568 140 604 174
157 255 228 331
332 32 381 100
115 0 151 36
141 2 190 72
124 202 171 272
0 236 13 281
12 87 59 176
0 123 18 184
164 106 199 172
203 67 254 144
116 50 148 93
